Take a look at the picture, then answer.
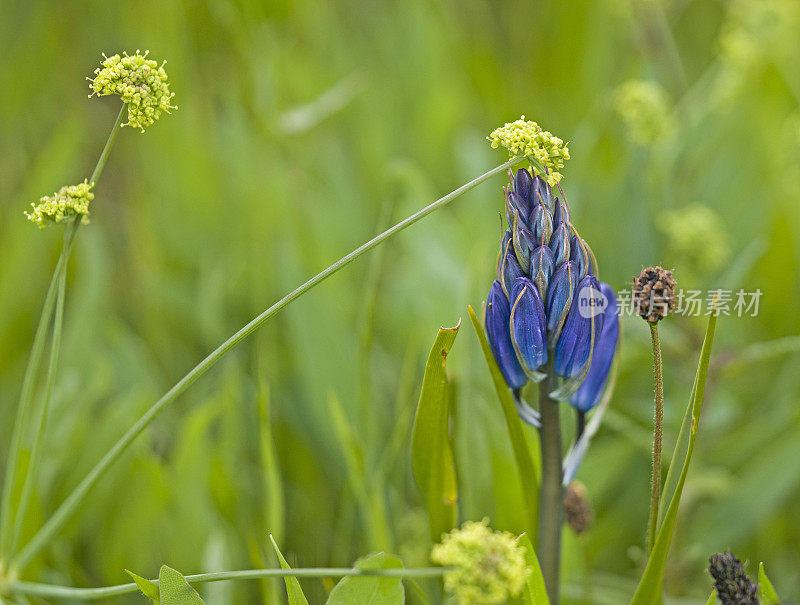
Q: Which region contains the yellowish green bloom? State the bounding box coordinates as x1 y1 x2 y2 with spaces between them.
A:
659 204 731 274
25 181 94 229
431 519 528 604
613 80 673 145
487 116 570 186
88 50 176 132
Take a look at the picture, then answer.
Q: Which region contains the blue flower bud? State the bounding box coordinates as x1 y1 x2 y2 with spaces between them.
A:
506 190 530 228
554 276 605 379
485 281 527 390
512 221 536 274
514 168 534 207
552 198 570 228
529 203 553 248
545 260 576 348
569 235 590 279
569 283 619 412
509 278 548 376
499 250 525 298
532 174 555 213
529 245 555 301
549 223 571 266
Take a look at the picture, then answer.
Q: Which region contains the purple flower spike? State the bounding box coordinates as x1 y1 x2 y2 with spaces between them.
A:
509 277 548 376
554 275 605 378
485 280 528 390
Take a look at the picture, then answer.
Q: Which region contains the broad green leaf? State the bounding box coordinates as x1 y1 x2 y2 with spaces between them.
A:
705 590 716 604
158 565 205 605
125 569 160 604
516 533 549 605
758 562 780 604
269 534 310 605
630 310 718 604
468 305 540 543
326 552 405 605
411 320 460 542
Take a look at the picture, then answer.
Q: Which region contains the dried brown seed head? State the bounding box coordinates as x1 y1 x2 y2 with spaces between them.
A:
564 481 593 535
632 265 677 323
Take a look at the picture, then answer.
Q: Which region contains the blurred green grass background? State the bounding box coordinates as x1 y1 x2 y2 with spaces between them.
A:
1 0 799 602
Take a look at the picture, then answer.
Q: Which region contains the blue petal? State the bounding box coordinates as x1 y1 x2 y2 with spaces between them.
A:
554 275 605 378
552 198 570 228
532 174 555 213
500 250 525 298
514 168 534 207
506 190 530 228
549 223 571 266
545 261 576 347
485 281 527 390
569 235 590 279
512 223 536 273
529 245 555 301
509 277 548 375
569 283 619 412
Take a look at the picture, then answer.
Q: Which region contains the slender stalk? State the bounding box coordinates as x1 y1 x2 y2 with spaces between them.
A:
646 322 664 553
538 362 563 604
9 567 449 600
10 156 524 572
9 231 71 554
0 104 125 562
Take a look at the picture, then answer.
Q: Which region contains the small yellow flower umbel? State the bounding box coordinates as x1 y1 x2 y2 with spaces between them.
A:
487 116 570 186
88 50 176 132
431 519 528 604
25 180 94 229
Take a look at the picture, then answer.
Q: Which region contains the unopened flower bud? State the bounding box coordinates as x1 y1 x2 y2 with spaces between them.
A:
549 223 571 267
485 281 527 390
509 278 548 376
707 552 758 605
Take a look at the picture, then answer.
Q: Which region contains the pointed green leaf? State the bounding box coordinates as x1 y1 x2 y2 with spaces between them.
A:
411 320 460 542
269 534 310 605
125 569 160 604
630 310 718 604
704 590 716 604
516 533 549 605
758 562 780 604
326 552 405 605
468 305 540 543
158 565 205 605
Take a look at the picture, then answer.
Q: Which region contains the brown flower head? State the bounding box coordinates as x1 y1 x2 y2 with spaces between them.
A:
564 481 593 535
632 266 677 323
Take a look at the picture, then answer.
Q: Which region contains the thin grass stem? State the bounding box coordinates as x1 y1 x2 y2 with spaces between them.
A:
646 322 664 554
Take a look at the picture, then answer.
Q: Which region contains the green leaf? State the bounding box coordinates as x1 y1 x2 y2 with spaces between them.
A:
758 562 780 604
158 565 205 605
125 569 160 604
630 310 719 604
411 320 460 542
326 552 405 605
704 589 716 604
467 305 540 543
269 534 310 605
516 533 549 605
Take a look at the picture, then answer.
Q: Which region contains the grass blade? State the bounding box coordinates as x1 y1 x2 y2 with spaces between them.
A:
517 533 549 605
630 309 718 604
269 535 310 605
411 321 460 542
467 305 540 543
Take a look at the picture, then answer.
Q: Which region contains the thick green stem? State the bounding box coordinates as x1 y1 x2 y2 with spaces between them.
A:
538 364 562 604
10 156 524 572
646 322 664 554
0 104 125 562
8 567 448 600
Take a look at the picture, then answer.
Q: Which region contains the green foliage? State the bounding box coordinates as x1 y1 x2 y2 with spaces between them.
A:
158 566 205 605
516 533 549 605
326 552 405 605
758 562 781 604
411 321 460 542
631 310 718 604
467 305 540 542
269 535 310 605
126 569 160 603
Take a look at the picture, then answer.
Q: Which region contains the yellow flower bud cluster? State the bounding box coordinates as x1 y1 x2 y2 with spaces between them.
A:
488 116 570 186
25 180 94 229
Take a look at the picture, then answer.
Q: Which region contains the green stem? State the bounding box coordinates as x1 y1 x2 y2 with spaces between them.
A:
10 156 524 572
646 322 664 554
9 231 71 554
0 103 125 562
538 363 562 604
9 568 448 600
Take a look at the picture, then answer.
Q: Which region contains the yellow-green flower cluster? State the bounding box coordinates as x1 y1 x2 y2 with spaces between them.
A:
613 80 673 145
431 519 527 604
88 50 175 132
25 181 94 229
487 116 570 186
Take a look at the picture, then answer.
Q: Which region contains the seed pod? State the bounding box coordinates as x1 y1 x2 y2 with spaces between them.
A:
485 281 528 390
509 277 548 376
